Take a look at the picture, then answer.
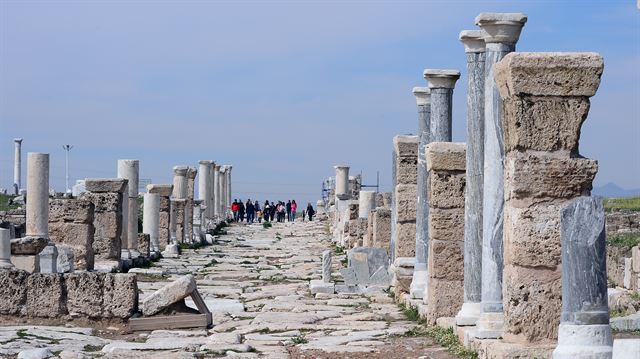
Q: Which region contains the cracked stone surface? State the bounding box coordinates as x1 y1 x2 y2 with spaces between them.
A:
0 221 454 358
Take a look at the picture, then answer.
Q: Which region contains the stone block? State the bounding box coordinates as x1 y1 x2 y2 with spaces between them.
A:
395 221 416 257
350 252 370 284
10 236 48 255
138 233 150 257
49 199 94 223
425 142 466 172
65 272 105 318
428 172 465 209
159 197 171 211
494 52 604 97
103 273 138 318
349 247 389 277
502 96 590 153
85 178 128 193
504 203 562 268
0 268 28 314
92 212 121 260
147 184 173 197
632 246 640 273
396 157 418 185
427 240 463 281
49 223 94 271
82 192 121 212
11 255 39 273
505 152 597 203
502 264 562 343
372 208 391 250
142 274 196 316
428 207 464 241
425 278 463 325
393 135 419 157
26 273 65 317
339 267 357 286
395 184 417 222
612 339 640 359
309 279 335 294
56 245 75 273
368 266 391 287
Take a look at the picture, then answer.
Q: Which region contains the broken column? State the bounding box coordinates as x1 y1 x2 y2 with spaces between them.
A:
334 166 350 201
13 138 22 195
424 142 466 324
198 160 214 220
143 192 160 253
26 153 56 273
146 184 173 251
457 29 486 326
0 228 13 268
186 167 197 243
172 166 188 243
474 12 527 339
495 52 603 344
553 197 612 358
358 191 376 219
117 159 140 258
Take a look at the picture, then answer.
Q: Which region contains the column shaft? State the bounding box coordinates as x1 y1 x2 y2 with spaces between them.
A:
26 153 49 238
143 192 160 252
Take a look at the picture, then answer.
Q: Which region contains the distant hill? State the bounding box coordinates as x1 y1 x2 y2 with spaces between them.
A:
593 183 640 198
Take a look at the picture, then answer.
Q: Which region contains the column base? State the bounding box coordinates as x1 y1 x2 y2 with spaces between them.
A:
456 302 481 326
129 249 141 259
120 249 131 260
552 324 613 359
0 261 14 268
474 311 504 339
409 264 427 299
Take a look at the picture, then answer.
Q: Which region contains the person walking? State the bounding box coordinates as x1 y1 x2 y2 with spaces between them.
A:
254 200 262 223
263 201 271 222
231 199 239 222
238 199 246 222
306 202 315 221
246 199 255 223
270 201 276 222
291 200 297 222
286 200 292 222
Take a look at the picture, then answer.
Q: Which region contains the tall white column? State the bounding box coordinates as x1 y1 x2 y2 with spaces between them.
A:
143 192 160 253
213 164 220 217
13 138 22 195
118 159 140 258
226 166 232 215
198 160 213 219
26 153 49 238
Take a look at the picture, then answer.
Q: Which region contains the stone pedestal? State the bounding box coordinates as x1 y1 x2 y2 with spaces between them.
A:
143 193 160 253
117 159 140 258
474 12 527 339
424 142 466 324
147 184 173 251
495 52 603 344
457 29 486 326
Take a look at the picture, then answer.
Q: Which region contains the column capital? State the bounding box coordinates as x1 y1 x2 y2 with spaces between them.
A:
475 12 527 45
147 183 173 197
187 167 198 179
198 160 214 166
14 138 23 144
173 166 188 176
334 165 350 170
412 87 431 106
459 30 487 53
423 69 461 89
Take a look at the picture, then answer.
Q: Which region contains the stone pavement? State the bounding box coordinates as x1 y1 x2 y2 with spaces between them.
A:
1 220 456 358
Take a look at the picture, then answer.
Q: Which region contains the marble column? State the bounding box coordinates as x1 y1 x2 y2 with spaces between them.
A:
474 12 527 339
13 138 22 195
0 228 13 268
409 86 431 299
146 184 173 251
334 166 350 201
172 166 188 199
456 29 487 326
142 192 160 253
226 166 233 214
172 166 188 243
117 159 140 258
198 161 214 219
322 249 332 283
218 166 226 217
553 197 612 358
213 164 221 217
26 153 49 238
358 190 376 219
186 167 197 243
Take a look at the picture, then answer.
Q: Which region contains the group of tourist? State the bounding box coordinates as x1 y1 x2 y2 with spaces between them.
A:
230 199 315 223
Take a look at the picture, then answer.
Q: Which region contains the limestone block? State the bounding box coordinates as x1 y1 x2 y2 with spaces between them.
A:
382 192 392 208
147 184 173 197
309 279 334 294
502 264 562 343
428 207 464 241
394 135 419 158
425 142 466 172
49 199 94 223
505 153 597 203
85 178 128 193
10 236 48 255
372 208 391 250
49 222 94 270
103 273 138 318
159 196 171 211
425 278 464 325
65 272 104 317
428 173 465 209
11 255 39 273
633 246 640 273
395 221 416 257
138 233 150 257
364 211 374 247
56 245 75 273
348 202 359 221
349 247 389 278
93 212 121 259
26 273 65 317
427 240 463 281
0 268 28 314
396 157 418 185
81 192 121 212
504 203 562 268
494 52 604 97
142 274 196 316
395 184 417 223
502 96 590 153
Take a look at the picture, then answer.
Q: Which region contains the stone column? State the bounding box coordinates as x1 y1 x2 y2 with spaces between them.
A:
553 197 612 358
474 12 527 339
13 138 22 195
423 69 460 142
143 192 160 253
226 166 233 215
146 184 173 251
424 142 466 324
456 29 487 326
0 228 13 268
26 153 49 238
117 159 140 258
358 191 376 219
213 164 220 217
172 166 188 199
409 86 431 299
334 166 350 201
186 167 197 243
219 166 227 217
172 166 188 243
495 52 603 345
322 250 332 282
198 161 214 219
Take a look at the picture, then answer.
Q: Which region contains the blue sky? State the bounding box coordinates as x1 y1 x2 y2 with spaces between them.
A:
1 0 638 206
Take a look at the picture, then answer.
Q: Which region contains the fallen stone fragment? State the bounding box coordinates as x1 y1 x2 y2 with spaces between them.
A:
11 236 48 255
141 275 196 316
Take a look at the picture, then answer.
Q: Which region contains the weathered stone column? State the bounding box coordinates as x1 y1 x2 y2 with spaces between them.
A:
424 142 466 324
474 12 527 339
143 192 160 253
553 197 612 358
146 184 173 251
409 86 431 299
13 138 22 195
117 159 140 258
0 228 13 268
26 153 50 238
334 166 350 201
495 52 603 346
456 29 486 326
322 250 332 282
212 164 220 217
219 166 227 217
423 69 460 142
186 167 197 243
358 191 376 219
198 161 214 219
172 166 188 199
226 166 233 214
172 166 188 242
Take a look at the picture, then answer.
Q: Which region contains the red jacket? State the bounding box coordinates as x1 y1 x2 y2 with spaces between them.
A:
231 203 239 212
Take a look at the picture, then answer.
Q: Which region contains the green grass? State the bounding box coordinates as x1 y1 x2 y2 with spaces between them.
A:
604 197 640 213
608 232 640 248
334 246 345 255
399 303 423 323
263 221 273 229
83 344 103 352
425 326 478 359
291 334 308 345
0 193 21 211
